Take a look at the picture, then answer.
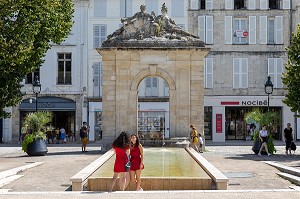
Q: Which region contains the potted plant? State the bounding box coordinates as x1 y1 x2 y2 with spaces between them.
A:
244 108 279 155
22 111 53 156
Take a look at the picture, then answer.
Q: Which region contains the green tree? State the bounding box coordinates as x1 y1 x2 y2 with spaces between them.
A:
0 0 74 118
282 24 300 113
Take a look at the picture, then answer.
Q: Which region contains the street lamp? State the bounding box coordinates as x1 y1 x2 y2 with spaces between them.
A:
264 76 274 112
32 76 41 112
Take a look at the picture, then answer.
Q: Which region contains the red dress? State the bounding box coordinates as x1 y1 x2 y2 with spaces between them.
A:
113 147 128 173
130 145 143 171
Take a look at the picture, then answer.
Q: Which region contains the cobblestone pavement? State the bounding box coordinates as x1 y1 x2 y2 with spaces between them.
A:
0 141 299 193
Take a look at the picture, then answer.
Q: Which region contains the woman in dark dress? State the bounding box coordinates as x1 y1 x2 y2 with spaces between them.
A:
109 131 131 191
284 123 293 155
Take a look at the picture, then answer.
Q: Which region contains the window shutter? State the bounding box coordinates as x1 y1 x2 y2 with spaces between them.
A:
225 0 233 10
241 58 248 88
275 16 283 44
282 0 291 9
152 77 159 96
249 16 256 44
126 0 132 17
93 25 100 48
145 78 152 97
268 58 276 87
206 16 214 44
120 0 125 17
225 16 233 44
205 58 213 88
276 58 284 88
93 63 100 97
259 16 267 44
171 0 184 17
260 0 268 10
233 58 240 88
206 0 213 10
198 16 206 42
100 25 107 45
190 0 199 9
248 0 256 10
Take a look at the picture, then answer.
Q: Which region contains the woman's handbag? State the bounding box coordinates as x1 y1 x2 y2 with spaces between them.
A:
291 142 297 151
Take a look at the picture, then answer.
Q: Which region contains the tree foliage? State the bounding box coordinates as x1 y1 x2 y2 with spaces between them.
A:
282 24 300 113
0 0 74 118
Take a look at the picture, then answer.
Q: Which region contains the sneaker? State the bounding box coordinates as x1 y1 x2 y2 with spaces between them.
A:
258 153 262 156
138 187 143 191
268 153 271 156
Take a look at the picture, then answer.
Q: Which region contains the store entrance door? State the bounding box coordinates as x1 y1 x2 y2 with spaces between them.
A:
225 107 251 140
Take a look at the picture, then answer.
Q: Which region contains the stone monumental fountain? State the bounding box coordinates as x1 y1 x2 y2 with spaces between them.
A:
70 5 229 191
97 4 210 146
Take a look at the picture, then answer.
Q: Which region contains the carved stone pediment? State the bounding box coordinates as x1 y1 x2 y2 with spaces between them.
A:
102 4 204 48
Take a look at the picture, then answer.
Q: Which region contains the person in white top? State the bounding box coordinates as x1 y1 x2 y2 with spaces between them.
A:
258 125 270 156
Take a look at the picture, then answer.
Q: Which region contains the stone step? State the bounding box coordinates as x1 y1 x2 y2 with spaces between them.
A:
277 172 300 186
263 161 300 177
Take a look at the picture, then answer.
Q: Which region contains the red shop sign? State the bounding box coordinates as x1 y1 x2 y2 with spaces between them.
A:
216 114 222 133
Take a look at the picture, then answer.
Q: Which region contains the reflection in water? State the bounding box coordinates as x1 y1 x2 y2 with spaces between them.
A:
91 148 209 178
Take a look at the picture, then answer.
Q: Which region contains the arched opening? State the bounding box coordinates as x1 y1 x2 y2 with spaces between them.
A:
137 76 170 141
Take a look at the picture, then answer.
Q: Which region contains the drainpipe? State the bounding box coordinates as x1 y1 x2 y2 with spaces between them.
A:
290 0 293 44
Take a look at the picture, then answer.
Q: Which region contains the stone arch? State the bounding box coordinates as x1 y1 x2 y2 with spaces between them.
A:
130 66 176 91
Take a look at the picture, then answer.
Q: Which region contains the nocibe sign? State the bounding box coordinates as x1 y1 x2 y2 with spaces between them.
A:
241 100 268 106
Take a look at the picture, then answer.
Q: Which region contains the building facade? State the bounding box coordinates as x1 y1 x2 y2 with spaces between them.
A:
189 0 299 141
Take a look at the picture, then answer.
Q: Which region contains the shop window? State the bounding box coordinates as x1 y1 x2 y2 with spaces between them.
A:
234 0 246 9
25 69 40 84
269 0 281 9
57 53 72 85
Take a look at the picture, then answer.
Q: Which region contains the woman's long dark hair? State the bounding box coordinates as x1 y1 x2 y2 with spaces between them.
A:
112 131 131 148
131 134 140 147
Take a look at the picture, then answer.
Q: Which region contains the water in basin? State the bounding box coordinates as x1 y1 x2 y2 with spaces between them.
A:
91 147 209 178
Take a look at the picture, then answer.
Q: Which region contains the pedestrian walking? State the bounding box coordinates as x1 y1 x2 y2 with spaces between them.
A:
198 133 204 153
59 127 66 144
258 125 271 156
190 125 199 152
284 123 293 155
80 122 89 152
109 131 131 191
130 134 144 191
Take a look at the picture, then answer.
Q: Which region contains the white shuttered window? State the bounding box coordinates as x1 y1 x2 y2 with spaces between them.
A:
248 0 256 10
259 16 267 44
275 16 283 44
190 0 199 9
283 0 291 9
93 62 102 97
94 24 107 48
225 16 233 44
205 58 213 88
225 0 233 10
233 58 248 88
198 16 214 44
260 0 268 9
249 16 256 44
206 0 213 10
268 58 284 88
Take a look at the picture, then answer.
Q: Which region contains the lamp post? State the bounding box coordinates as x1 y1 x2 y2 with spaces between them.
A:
264 76 274 112
32 76 41 112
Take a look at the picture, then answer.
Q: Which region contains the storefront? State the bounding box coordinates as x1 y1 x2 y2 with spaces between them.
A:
19 96 76 140
138 102 170 139
204 96 294 142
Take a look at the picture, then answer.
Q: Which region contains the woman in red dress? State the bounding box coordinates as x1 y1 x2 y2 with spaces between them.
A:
109 131 131 191
130 134 144 191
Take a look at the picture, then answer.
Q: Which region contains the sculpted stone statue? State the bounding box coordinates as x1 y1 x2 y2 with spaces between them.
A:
102 4 202 47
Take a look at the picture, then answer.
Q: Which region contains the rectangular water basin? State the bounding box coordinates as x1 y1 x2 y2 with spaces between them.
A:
88 148 212 191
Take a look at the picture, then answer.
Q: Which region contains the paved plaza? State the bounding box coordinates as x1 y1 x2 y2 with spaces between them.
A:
0 141 300 198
